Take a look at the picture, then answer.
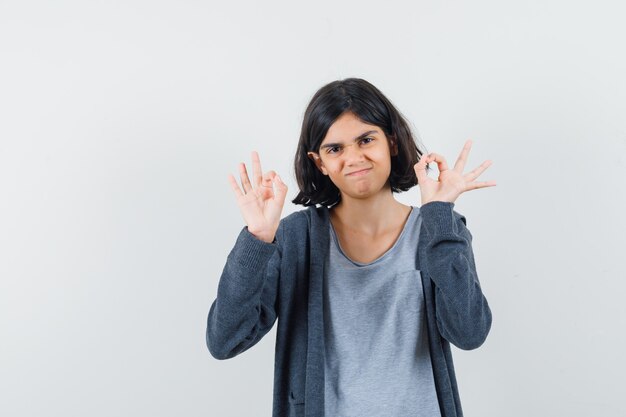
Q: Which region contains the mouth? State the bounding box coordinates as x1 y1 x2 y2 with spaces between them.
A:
346 168 371 176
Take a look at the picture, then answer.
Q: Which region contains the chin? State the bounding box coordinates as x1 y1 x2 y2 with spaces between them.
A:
342 185 387 200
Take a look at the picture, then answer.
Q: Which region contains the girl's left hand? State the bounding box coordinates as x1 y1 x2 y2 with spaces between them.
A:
413 139 496 205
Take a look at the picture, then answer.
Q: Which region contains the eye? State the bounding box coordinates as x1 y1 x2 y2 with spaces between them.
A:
326 145 341 154
360 137 374 145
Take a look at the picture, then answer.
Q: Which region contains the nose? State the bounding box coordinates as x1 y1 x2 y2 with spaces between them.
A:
342 143 365 165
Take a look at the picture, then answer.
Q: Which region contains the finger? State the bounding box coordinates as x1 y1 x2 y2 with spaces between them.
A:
239 162 253 194
272 174 287 201
262 170 277 185
272 174 289 204
251 151 263 188
413 153 429 183
464 160 493 182
428 152 449 171
261 170 277 198
266 174 288 219
228 174 244 199
467 180 497 190
453 139 472 173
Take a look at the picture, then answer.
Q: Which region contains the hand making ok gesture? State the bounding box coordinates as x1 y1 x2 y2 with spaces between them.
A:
228 151 288 243
413 139 496 205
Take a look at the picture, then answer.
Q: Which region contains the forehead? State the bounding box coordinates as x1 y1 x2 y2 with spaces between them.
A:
321 112 383 144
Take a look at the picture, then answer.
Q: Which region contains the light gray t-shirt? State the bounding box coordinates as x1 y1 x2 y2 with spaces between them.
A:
323 206 442 417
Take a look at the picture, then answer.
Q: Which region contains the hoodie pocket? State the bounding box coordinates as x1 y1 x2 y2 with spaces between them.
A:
288 391 304 417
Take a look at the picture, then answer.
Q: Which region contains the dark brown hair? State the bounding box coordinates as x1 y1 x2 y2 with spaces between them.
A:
292 77 428 208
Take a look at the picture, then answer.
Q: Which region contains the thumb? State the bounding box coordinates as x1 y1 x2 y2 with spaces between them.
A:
272 174 288 204
414 154 430 183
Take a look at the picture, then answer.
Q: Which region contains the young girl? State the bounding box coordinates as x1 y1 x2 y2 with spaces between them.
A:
206 78 495 417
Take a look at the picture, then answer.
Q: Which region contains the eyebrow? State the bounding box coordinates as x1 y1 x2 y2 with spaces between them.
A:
320 130 378 150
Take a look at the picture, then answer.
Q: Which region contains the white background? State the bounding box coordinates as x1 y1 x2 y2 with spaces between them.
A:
1 0 625 416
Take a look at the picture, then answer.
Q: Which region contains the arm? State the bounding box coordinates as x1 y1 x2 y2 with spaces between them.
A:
208 150 288 359
206 221 283 360
419 201 492 350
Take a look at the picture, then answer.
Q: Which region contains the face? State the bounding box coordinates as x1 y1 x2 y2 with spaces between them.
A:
307 111 398 201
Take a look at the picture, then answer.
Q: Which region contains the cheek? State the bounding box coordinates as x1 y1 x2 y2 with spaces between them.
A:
321 161 339 175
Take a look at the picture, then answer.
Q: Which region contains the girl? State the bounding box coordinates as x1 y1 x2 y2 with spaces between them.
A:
207 78 495 417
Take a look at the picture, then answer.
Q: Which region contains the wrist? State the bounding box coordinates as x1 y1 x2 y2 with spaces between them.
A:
247 227 276 243
422 199 454 206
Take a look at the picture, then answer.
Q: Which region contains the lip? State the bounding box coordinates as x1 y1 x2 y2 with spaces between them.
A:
346 168 371 176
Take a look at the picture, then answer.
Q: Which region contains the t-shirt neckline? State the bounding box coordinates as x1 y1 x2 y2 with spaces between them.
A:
329 206 416 267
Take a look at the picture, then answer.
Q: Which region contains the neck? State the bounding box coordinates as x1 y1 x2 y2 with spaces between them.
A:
329 185 411 237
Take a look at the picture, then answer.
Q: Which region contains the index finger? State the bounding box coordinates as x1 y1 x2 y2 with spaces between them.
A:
251 151 263 188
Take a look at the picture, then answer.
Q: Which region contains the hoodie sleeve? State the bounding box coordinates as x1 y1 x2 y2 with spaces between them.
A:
206 221 284 360
419 201 492 350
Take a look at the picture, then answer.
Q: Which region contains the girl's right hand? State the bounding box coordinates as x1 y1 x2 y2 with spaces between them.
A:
227 151 288 243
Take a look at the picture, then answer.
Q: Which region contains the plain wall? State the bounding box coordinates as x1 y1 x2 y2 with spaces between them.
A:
1 0 625 415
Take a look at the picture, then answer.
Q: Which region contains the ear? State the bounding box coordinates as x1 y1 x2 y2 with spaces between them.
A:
389 136 399 156
307 151 328 175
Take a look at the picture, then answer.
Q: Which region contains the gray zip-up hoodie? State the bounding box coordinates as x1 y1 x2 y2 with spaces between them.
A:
206 201 492 417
